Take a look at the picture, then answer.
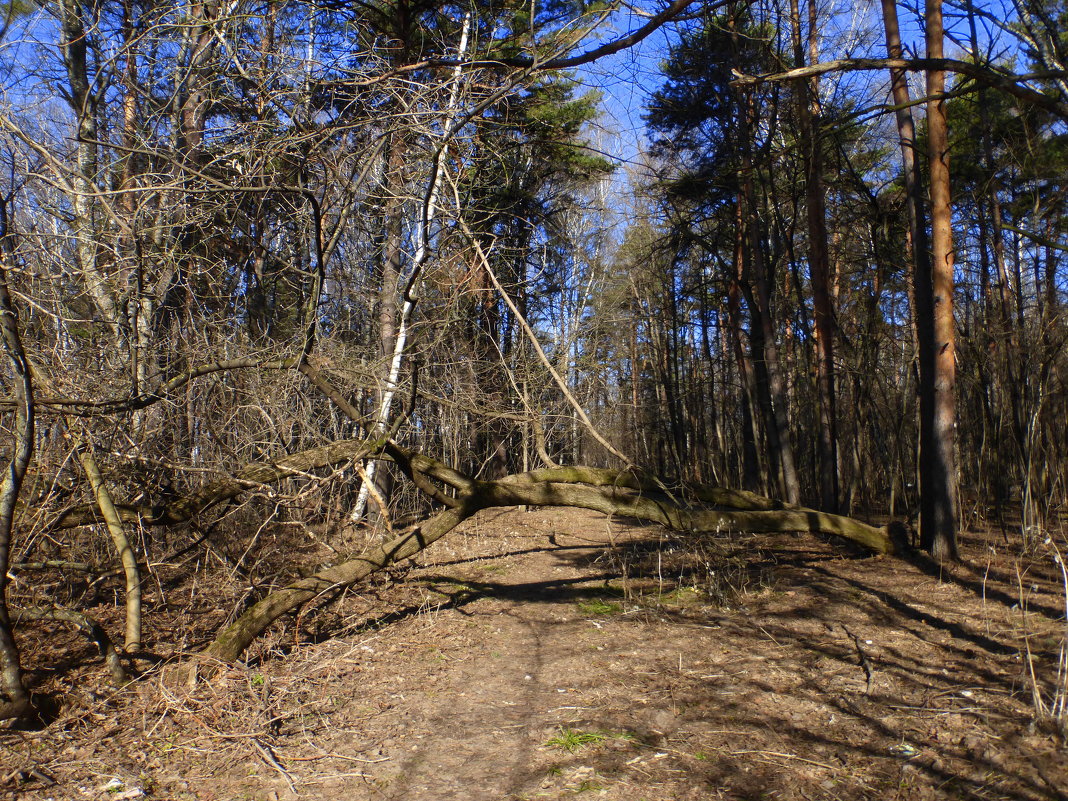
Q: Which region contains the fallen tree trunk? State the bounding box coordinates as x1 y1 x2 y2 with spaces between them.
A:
486 475 891 553
203 501 480 662
33 435 899 666
200 446 895 663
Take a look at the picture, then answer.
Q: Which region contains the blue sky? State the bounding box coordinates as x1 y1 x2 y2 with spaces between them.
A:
569 0 1026 179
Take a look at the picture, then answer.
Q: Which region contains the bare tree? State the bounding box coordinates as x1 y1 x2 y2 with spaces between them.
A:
0 195 33 718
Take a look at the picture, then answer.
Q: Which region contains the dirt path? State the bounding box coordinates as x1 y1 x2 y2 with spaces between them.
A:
3 508 1067 800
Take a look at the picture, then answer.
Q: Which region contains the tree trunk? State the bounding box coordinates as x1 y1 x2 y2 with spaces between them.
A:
199 445 898 664
729 203 761 492
921 0 959 560
882 0 957 559
0 200 33 719
791 0 839 513
354 13 472 521
58 0 120 328
880 0 929 277
738 93 800 505
74 435 142 651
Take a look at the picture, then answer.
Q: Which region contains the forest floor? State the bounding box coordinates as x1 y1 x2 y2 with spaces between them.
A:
2 506 1067 800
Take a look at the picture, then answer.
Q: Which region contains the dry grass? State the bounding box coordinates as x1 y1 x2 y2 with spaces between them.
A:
1018 525 1068 736
596 524 776 610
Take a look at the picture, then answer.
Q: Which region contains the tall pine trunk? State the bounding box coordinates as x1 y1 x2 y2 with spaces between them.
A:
881 0 957 558
790 0 839 512
921 0 960 560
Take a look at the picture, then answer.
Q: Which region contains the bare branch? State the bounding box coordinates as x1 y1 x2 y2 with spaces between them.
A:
731 58 1068 118
47 438 388 531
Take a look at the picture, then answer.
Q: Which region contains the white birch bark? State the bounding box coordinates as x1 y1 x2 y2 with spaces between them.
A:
352 14 472 523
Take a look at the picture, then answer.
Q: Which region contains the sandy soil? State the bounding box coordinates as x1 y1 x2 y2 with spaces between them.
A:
2 507 1067 800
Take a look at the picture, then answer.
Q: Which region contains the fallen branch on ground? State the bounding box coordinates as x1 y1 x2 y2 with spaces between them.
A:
195 442 895 663
36 435 898 666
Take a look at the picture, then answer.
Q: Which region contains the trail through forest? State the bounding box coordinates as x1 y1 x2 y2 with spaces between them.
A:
2 508 1067 800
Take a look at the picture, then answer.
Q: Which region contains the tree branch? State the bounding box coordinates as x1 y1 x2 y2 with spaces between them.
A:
4 357 298 416
47 437 388 531
486 0 702 70
731 58 1068 119
198 448 895 665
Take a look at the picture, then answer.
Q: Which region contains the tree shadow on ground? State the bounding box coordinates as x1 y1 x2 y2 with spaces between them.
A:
282 522 1066 799
903 548 1066 621
432 526 1063 800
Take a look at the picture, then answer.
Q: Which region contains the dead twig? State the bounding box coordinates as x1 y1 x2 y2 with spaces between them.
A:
842 624 875 694
250 737 298 796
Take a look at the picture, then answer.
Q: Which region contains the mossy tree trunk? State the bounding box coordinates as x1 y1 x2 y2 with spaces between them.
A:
52 437 897 668
195 444 896 664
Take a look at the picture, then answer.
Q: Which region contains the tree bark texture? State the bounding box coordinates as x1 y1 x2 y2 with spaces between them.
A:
0 201 33 719
922 0 960 561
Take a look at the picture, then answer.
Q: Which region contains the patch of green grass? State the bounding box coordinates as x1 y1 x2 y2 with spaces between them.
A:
545 727 608 752
448 580 479 592
659 585 703 606
574 779 603 792
428 579 480 598
577 598 622 616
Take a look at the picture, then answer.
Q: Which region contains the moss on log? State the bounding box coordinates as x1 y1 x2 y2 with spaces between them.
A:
201 451 894 664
